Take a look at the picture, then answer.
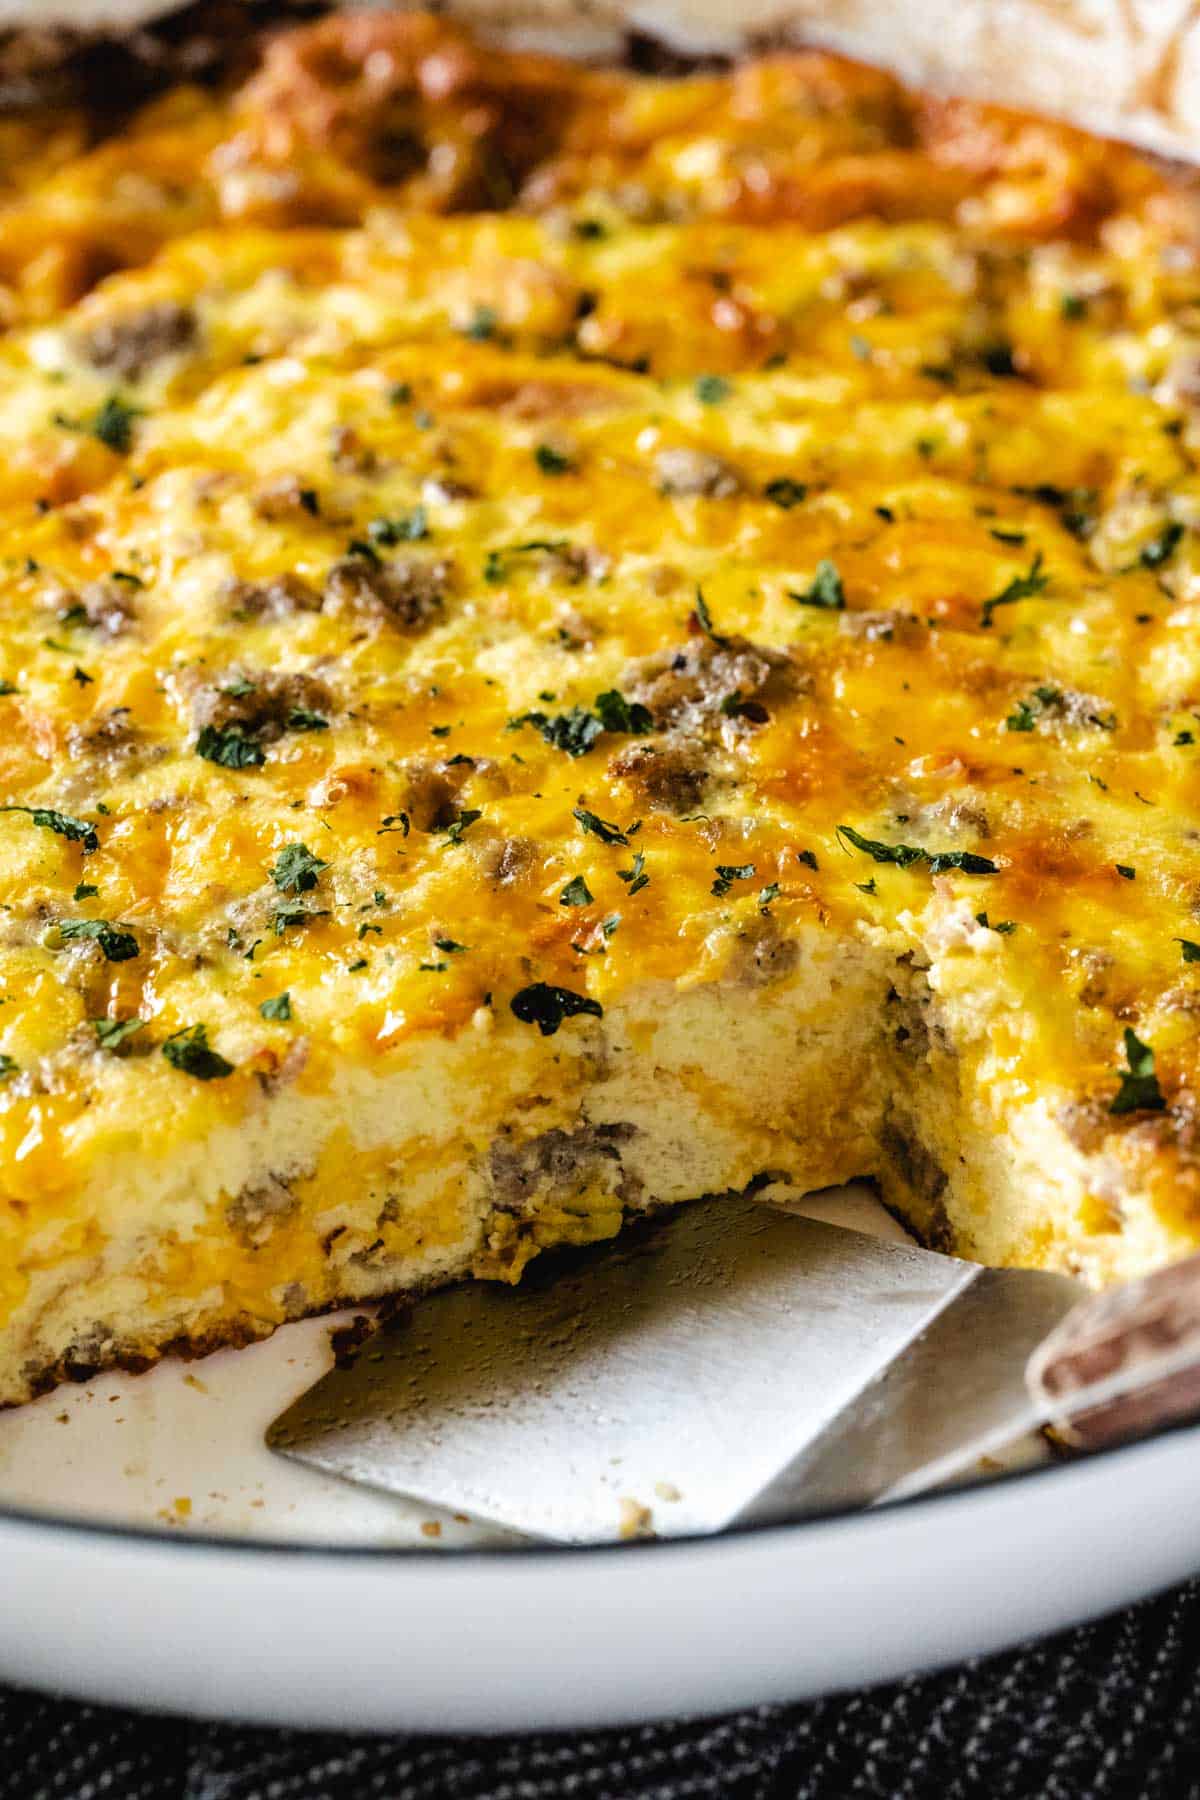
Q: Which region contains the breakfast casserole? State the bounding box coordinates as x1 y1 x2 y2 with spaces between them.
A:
3 6 1200 1405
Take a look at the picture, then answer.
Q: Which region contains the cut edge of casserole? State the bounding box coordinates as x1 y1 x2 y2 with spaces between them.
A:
2 8 1200 1405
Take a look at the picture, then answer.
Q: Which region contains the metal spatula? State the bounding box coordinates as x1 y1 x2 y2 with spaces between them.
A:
267 1192 1200 1543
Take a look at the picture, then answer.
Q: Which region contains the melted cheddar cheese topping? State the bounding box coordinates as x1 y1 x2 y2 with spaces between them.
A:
1 12 1200 1254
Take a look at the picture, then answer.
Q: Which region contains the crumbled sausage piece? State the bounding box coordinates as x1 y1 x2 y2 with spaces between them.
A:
724 916 800 987
322 554 450 631
253 476 321 521
838 609 926 645
67 706 148 777
607 740 709 814
329 425 377 474
622 634 797 734
75 301 197 380
654 448 744 498
397 757 473 832
222 574 323 620
476 834 538 886
60 578 139 638
488 1121 638 1215
193 669 334 740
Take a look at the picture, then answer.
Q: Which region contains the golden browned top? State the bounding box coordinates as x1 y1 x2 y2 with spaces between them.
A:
1 11 1200 1199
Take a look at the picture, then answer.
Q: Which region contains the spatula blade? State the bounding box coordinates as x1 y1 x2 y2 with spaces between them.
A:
269 1195 987 1542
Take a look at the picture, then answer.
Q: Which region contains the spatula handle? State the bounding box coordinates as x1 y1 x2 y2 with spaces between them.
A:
1026 1250 1200 1449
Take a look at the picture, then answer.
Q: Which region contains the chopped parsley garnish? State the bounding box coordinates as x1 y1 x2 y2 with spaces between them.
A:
259 993 292 1021
287 708 329 733
1006 686 1062 732
195 724 266 769
764 479 807 509
1060 293 1087 320
271 842 327 894
573 806 629 846
92 1016 145 1050
618 849 648 894
0 1054 18 1081
535 444 573 475
90 394 141 455
1109 1028 1165 1115
463 305 498 341
856 878 877 895
690 585 730 646
975 912 1016 935
1178 939 1200 963
1140 523 1184 569
593 690 654 736
0 681 17 696
560 875 594 907
694 374 731 405
514 706 602 758
720 691 768 723
789 559 844 610
797 850 819 871
162 1024 234 1081
58 919 138 962
1116 864 1136 880
837 824 997 875
272 898 329 935
981 552 1048 628
0 804 98 852
758 882 781 912
510 982 603 1037
443 808 482 845
368 507 428 545
73 882 98 901
712 862 755 897
378 812 411 838
434 937 468 954
483 539 569 583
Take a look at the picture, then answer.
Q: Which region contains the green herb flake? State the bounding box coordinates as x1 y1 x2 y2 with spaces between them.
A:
593 689 654 736
758 882 781 912
573 806 628 846
271 843 327 894
797 850 819 872
92 1016 145 1050
443 808 482 845
0 1053 18 1081
73 882 98 900
712 862 755 897
560 875 594 907
272 898 329 935
510 982 603 1037
763 479 806 509
463 305 499 341
58 918 138 962
1109 1027 1166 1115
694 374 731 405
1116 864 1136 880
162 1023 234 1082
0 804 98 852
1140 523 1184 570
981 552 1048 628
789 559 844 611
368 507 428 545
1177 939 1200 963
195 724 265 769
90 394 141 455
259 993 292 1021
618 849 648 894
535 444 573 475
837 824 996 875
434 937 468 954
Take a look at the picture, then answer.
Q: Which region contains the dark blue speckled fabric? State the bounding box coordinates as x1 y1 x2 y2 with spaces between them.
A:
2 1578 1200 1798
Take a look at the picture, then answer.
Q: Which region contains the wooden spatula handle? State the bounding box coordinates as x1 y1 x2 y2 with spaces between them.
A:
1027 1250 1200 1450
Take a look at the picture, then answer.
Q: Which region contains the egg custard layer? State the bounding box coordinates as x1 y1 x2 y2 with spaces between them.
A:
4 12 1200 1403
